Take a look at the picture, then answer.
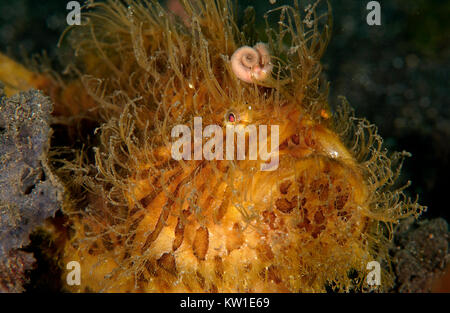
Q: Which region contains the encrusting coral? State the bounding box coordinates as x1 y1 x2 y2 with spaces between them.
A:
0 0 424 292
0 86 64 292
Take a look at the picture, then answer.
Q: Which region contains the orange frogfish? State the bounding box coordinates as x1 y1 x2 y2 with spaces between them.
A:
0 0 424 292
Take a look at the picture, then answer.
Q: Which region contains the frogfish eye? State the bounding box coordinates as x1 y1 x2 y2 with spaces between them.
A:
226 111 236 123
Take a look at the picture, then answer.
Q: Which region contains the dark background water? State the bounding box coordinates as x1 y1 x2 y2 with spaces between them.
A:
1 0 449 221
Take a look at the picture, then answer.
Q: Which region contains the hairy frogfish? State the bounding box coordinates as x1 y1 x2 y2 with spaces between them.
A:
0 0 424 292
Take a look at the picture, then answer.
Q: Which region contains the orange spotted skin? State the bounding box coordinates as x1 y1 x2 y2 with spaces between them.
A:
63 112 369 292
0 0 422 292
60 101 381 292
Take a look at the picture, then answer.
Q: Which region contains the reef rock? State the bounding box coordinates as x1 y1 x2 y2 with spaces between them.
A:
0 84 63 292
393 217 450 292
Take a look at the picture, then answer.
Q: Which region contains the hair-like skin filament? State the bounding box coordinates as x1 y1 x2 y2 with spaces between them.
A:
230 43 273 83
